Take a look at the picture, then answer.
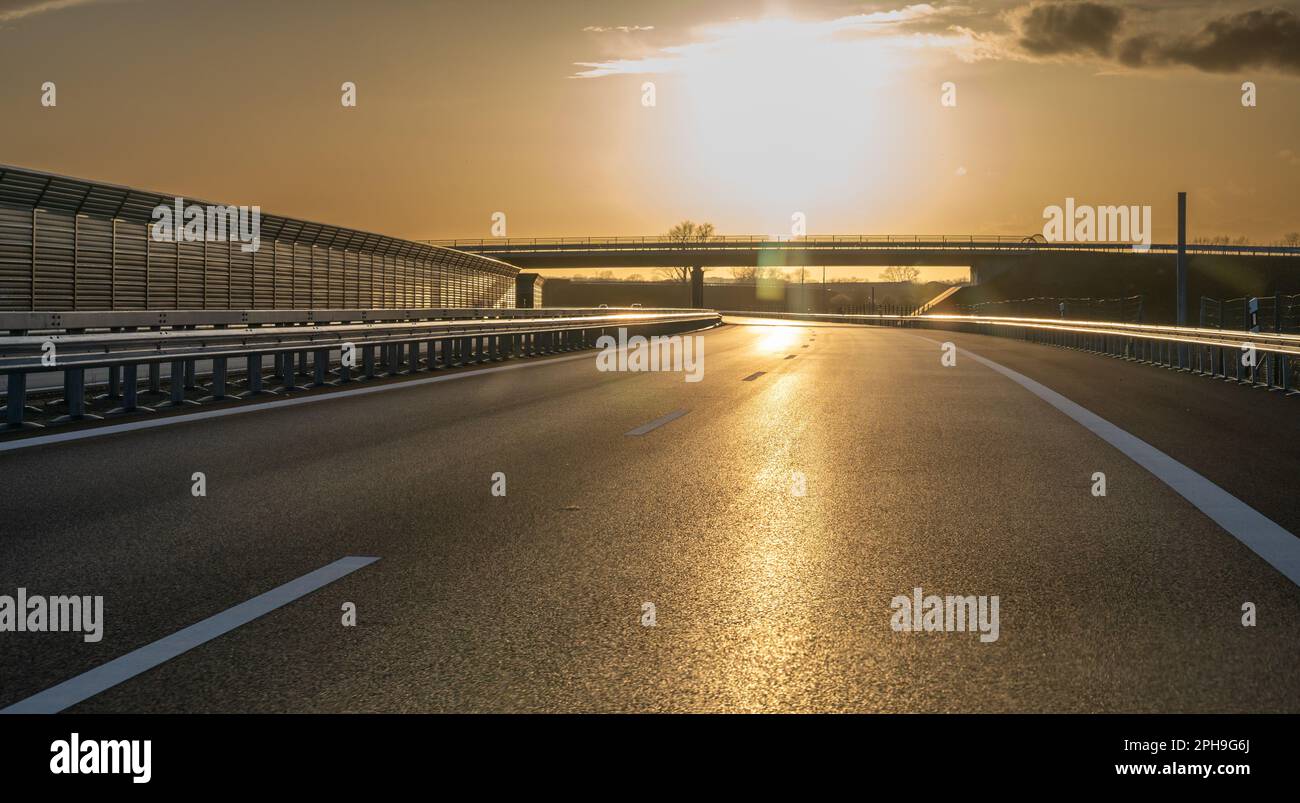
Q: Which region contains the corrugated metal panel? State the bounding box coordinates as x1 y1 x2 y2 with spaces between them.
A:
0 170 49 209
114 219 148 310
76 215 113 311
178 239 205 309
328 247 343 308
34 210 74 309
148 230 177 309
0 164 520 311
231 243 254 309
271 240 293 309
311 246 327 308
292 243 311 308
204 239 231 310
0 206 32 311
358 252 373 308
344 249 359 307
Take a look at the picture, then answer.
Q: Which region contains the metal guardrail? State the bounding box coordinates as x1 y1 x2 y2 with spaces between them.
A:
425 236 1300 258
721 310 1300 394
0 307 720 432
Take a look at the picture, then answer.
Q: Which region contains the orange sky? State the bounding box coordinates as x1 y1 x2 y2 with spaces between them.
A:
1 0 1297 281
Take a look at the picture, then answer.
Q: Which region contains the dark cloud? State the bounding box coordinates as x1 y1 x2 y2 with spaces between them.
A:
1019 2 1125 56
1118 8 1300 74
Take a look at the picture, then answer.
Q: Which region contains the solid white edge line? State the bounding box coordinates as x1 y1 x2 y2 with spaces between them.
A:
0 556 380 714
0 353 595 453
915 335 1300 587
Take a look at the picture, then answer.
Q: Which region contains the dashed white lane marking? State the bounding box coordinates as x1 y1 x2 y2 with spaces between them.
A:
920 335 1300 587
0 354 595 453
624 408 690 436
0 556 380 714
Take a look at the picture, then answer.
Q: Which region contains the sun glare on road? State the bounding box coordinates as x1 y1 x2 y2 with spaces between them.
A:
754 326 800 354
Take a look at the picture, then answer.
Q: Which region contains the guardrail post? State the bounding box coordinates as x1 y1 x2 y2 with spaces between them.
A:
362 345 377 378
4 371 40 429
107 363 152 415
184 359 198 390
160 359 199 408
387 344 403 376
96 365 122 402
51 367 102 423
314 349 329 386
297 351 310 377
460 336 474 364
239 354 274 398
148 363 162 395
408 341 421 373
203 357 230 401
278 349 300 390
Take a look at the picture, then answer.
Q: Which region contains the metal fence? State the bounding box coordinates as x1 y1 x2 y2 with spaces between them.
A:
0 165 520 312
959 295 1144 322
1202 293 1300 334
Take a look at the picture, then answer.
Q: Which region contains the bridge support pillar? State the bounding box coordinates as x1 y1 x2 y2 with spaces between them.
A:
690 266 704 308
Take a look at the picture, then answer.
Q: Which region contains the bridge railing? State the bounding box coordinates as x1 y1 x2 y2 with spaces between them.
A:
720 310 1300 394
422 236 1300 257
0 307 720 433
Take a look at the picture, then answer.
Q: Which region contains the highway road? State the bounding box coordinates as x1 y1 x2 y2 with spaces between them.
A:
1 316 1298 713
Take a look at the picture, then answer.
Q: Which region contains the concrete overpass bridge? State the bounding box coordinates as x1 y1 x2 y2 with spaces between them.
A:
427 234 1300 312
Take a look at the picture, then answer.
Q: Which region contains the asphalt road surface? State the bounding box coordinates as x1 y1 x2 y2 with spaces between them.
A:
2 317 1298 713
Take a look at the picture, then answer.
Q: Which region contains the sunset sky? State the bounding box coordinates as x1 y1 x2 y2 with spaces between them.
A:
1 0 1298 279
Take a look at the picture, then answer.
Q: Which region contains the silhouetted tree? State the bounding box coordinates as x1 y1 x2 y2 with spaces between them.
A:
879 266 920 283
657 220 716 282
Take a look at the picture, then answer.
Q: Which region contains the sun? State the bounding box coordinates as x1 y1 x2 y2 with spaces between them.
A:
659 17 918 227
